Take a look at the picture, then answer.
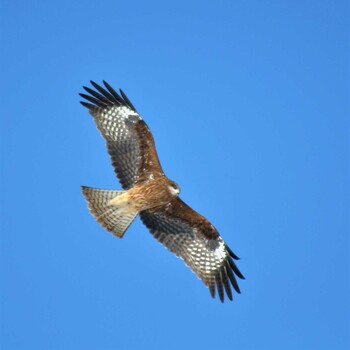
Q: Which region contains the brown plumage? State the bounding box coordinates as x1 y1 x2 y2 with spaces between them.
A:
80 80 244 302
109 177 180 214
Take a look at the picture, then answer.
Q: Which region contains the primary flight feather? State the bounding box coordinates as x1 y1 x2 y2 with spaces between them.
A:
80 81 244 302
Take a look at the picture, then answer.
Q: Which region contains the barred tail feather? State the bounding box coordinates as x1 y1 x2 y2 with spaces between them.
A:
81 186 138 238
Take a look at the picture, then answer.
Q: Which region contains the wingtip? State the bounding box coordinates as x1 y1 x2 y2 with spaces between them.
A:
228 256 245 280
222 268 233 301
80 101 95 109
79 80 137 112
215 274 225 303
209 284 215 299
119 88 137 112
226 245 240 260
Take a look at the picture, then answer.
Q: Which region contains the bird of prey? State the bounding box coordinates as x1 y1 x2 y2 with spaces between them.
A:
80 81 244 302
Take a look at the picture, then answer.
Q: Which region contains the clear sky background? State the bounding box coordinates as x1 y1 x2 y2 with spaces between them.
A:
1 1 349 349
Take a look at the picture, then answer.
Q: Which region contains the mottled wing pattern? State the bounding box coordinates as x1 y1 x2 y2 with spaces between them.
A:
140 198 245 302
80 81 163 189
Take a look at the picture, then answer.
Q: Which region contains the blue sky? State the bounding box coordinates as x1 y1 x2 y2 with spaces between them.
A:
1 0 348 349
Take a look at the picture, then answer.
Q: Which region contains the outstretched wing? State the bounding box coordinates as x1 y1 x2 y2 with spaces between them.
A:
140 198 245 302
80 81 164 189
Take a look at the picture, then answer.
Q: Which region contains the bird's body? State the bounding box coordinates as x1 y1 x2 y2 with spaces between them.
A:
80 81 244 302
108 177 180 214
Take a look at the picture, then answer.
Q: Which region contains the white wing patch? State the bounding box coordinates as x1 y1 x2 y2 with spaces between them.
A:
185 236 228 282
94 106 140 142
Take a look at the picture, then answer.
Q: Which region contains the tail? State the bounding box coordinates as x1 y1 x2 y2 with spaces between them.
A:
81 186 138 238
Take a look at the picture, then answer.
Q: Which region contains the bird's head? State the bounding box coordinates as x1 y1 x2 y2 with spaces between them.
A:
168 180 181 197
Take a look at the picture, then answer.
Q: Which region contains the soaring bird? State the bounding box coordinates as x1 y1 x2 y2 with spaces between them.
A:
80 81 244 302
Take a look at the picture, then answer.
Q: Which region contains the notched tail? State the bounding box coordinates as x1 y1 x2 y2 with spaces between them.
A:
81 186 138 238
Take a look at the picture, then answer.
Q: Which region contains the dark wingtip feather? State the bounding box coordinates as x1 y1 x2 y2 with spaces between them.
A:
226 245 240 260
120 89 137 112
228 256 245 280
215 273 225 303
80 101 95 109
225 261 241 293
79 92 107 107
209 284 215 299
221 268 233 301
90 80 101 90
79 80 138 111
102 80 125 104
89 80 116 103
83 86 112 105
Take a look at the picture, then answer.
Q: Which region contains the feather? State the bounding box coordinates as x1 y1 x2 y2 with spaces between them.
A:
215 272 224 303
209 283 216 299
80 101 95 109
226 244 240 260
120 89 137 111
225 260 240 293
228 256 245 280
83 86 112 106
90 80 116 103
79 93 107 107
102 80 126 105
221 266 233 300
